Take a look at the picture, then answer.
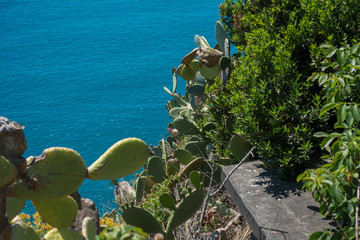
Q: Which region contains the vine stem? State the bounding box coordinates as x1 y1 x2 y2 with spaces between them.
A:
317 190 349 240
197 147 255 232
356 179 359 240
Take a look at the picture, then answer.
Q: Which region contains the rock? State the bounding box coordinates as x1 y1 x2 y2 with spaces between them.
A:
0 116 27 162
70 191 100 234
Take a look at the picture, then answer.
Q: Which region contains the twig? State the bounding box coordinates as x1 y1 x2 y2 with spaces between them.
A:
197 147 255 232
210 146 255 197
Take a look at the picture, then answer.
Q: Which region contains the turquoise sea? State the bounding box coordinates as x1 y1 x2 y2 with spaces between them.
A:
1 0 221 214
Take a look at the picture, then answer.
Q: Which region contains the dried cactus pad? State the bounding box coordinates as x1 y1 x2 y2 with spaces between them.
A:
87 138 150 180
8 147 87 201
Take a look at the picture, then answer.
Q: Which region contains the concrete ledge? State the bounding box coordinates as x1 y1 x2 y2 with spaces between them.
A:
222 160 333 240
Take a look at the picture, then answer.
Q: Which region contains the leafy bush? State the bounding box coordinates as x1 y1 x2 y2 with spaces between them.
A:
298 43 360 239
212 0 360 178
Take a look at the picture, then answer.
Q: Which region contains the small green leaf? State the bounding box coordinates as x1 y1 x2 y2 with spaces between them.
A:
318 74 328 86
337 50 345 65
320 103 340 117
313 132 329 138
337 104 346 123
309 231 324 240
351 104 360 123
350 44 359 54
325 47 337 58
321 135 335 149
348 64 360 69
320 44 333 49
331 183 341 203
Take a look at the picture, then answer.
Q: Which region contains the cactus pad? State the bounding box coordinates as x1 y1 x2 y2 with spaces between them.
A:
194 35 210 48
190 171 201 190
173 117 200 136
179 64 196 81
169 107 188 119
135 176 145 202
173 149 194 165
122 206 164 234
6 197 26 221
187 85 205 97
0 155 18 187
166 190 205 231
188 60 202 72
184 141 207 157
11 219 39 240
178 157 204 181
181 48 198 65
147 156 166 183
199 64 220 80
215 21 228 53
82 217 96 240
8 147 86 200
219 56 230 70
32 195 78 228
159 193 176 210
166 158 180 176
43 228 83 240
87 138 150 180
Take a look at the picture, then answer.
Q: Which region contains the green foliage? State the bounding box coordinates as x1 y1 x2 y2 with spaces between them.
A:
213 0 360 178
97 223 148 240
298 43 360 239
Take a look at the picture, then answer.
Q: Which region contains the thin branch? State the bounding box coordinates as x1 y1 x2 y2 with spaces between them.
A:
210 146 255 197
197 147 255 232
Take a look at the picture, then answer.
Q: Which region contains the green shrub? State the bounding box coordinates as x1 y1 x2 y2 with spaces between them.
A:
210 0 360 178
298 43 360 239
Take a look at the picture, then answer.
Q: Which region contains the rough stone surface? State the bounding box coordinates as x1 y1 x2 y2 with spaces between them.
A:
0 116 27 161
71 191 100 234
222 160 333 240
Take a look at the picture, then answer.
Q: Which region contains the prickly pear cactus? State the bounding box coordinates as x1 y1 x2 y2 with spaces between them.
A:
87 138 150 180
173 116 200 135
147 156 166 183
166 190 205 232
82 217 96 240
0 116 153 240
32 196 78 229
10 217 39 240
0 155 18 187
121 206 164 234
8 147 87 201
43 228 83 240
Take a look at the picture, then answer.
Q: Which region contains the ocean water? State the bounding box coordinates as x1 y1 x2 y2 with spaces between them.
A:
0 0 221 214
